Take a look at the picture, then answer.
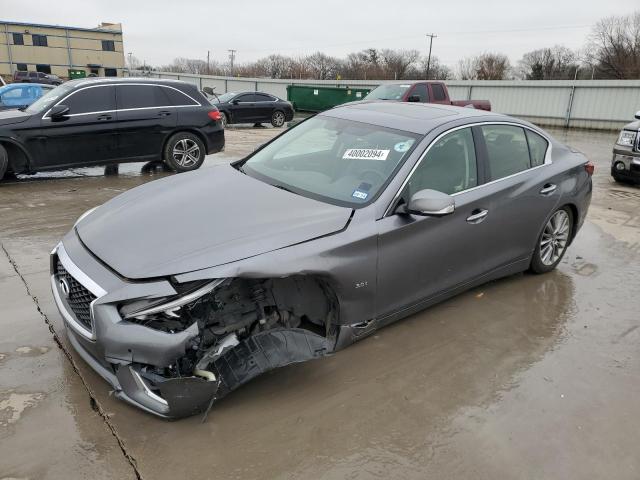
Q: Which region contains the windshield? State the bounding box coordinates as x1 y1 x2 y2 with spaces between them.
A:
24 83 73 114
213 92 236 104
365 84 411 101
242 115 420 207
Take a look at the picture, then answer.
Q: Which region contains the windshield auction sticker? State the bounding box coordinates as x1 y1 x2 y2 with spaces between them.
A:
343 149 390 161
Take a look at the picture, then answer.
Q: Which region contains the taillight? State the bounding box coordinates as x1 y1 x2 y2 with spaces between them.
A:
584 161 595 176
208 110 221 121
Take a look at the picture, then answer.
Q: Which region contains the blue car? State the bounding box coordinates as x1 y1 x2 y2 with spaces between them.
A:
0 83 55 110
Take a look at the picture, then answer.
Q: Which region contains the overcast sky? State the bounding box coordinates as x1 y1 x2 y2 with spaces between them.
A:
2 0 638 69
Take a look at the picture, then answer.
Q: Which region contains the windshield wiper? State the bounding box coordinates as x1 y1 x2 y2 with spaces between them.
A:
273 184 296 194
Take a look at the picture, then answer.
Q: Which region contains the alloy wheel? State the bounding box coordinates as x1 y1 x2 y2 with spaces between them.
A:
172 139 201 168
272 111 285 127
540 210 570 266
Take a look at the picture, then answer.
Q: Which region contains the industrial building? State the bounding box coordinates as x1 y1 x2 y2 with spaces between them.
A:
0 20 125 81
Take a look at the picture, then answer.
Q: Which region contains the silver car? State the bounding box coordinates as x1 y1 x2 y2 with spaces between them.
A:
51 102 593 418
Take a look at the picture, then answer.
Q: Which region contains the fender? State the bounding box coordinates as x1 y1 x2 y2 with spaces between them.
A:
0 134 35 173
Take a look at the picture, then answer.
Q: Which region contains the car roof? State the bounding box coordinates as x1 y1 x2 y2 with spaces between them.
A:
63 77 197 89
322 101 505 135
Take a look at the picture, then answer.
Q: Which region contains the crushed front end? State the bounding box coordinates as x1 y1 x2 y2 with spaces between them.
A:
50 233 336 419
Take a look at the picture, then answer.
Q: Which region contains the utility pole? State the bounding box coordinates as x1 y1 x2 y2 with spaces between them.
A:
228 49 236 75
425 33 437 79
128 52 133 72
207 50 210 75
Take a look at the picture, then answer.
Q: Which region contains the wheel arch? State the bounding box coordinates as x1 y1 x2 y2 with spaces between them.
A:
0 137 32 174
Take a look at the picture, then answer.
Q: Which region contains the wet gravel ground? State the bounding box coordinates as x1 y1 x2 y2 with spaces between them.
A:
1 123 639 479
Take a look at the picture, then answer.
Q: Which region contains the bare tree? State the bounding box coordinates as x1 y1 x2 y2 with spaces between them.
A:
162 57 209 74
380 49 420 79
518 46 579 79
305 52 341 80
475 53 511 80
457 56 478 80
588 10 640 79
417 56 453 80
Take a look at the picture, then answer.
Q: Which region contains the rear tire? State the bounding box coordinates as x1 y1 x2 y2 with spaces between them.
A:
530 206 573 274
163 132 206 173
220 112 228 128
0 144 8 181
271 110 285 127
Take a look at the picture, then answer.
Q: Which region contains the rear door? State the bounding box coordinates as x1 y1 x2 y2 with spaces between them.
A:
231 93 258 123
35 85 119 169
472 123 558 270
253 93 276 121
115 84 177 160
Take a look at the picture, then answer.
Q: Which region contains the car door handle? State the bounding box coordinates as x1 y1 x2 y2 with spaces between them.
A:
466 209 489 224
540 183 557 195
158 110 172 117
97 114 112 121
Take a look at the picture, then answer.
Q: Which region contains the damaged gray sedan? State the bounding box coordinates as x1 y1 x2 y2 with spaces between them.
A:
51 102 593 418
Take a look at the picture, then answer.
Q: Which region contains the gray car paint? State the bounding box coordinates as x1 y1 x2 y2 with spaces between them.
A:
52 102 592 417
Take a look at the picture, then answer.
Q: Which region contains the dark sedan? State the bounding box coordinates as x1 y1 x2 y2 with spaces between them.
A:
0 78 224 180
51 102 592 418
211 91 294 127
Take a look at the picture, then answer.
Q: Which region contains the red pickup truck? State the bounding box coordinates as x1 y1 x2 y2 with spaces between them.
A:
364 81 491 111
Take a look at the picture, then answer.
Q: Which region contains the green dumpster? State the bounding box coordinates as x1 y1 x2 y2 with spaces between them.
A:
68 69 86 79
287 85 371 112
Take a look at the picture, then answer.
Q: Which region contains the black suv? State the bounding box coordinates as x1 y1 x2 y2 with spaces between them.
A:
0 78 224 180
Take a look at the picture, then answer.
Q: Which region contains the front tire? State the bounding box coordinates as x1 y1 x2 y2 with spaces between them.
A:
163 132 206 173
271 110 285 127
0 144 8 181
530 207 573 274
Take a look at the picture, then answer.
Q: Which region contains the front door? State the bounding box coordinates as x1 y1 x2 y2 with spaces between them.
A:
231 93 258 123
35 85 119 169
376 127 493 318
115 84 177 160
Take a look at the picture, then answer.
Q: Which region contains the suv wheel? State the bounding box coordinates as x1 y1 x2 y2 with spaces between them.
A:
530 207 573 274
271 110 285 127
164 133 206 173
0 144 8 181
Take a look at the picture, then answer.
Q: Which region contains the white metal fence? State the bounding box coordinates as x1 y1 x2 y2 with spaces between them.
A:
127 71 640 130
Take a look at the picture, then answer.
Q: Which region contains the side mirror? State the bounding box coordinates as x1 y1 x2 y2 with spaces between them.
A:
232 99 240 105
49 104 70 120
635 111 640 120
399 189 455 216
407 95 421 103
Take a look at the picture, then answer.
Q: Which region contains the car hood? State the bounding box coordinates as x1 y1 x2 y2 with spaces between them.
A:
0 109 31 126
76 165 352 279
622 119 640 131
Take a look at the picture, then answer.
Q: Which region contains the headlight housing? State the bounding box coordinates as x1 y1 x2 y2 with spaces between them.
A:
616 130 637 147
119 279 224 332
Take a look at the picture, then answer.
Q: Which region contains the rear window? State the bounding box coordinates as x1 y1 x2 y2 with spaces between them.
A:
116 85 169 109
481 125 530 180
526 130 549 167
161 86 199 106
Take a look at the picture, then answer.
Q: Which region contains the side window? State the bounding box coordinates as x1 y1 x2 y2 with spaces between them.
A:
525 130 548 167
161 87 199 106
408 128 477 196
101 40 115 52
481 125 530 180
236 94 256 102
409 84 428 102
432 84 446 101
62 86 116 115
32 34 48 47
255 93 274 102
116 85 169 109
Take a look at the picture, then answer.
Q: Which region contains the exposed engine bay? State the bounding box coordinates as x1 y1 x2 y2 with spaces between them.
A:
122 276 338 415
